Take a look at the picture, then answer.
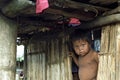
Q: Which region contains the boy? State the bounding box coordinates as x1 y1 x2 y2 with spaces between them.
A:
69 30 99 80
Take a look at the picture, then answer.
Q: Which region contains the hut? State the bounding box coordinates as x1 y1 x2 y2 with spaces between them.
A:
0 0 120 80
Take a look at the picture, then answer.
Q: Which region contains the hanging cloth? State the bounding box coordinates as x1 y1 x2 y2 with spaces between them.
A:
69 18 80 24
36 0 49 13
68 18 81 27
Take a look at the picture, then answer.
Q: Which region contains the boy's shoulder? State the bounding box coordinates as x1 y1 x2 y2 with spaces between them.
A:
93 50 99 54
91 51 99 63
94 51 99 57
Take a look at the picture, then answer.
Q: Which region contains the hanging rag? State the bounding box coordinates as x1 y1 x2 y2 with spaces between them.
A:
36 0 49 13
68 18 81 27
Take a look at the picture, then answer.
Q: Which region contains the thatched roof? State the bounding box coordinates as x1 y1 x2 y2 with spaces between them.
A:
0 0 119 42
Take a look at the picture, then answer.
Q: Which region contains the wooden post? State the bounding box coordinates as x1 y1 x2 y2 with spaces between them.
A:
0 14 17 80
23 43 28 80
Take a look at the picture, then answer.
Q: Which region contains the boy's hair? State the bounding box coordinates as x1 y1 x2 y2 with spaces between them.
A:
70 29 92 44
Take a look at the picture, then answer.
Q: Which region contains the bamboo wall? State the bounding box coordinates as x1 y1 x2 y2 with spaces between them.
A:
26 34 73 80
97 23 120 80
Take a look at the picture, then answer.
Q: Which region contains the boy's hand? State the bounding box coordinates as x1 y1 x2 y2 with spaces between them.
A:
68 52 74 57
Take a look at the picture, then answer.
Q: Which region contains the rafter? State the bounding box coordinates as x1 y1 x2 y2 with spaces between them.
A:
76 13 120 29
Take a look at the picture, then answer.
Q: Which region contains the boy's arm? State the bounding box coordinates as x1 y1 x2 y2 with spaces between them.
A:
94 52 99 64
69 52 79 66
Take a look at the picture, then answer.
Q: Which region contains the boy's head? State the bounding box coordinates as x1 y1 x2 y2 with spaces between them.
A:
69 29 92 56
70 29 92 45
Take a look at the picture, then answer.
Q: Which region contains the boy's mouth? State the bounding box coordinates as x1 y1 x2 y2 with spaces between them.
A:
79 52 86 56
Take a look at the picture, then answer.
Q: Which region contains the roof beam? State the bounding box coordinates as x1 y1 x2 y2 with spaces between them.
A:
44 8 94 21
103 6 120 16
20 7 96 21
52 0 111 12
76 13 120 29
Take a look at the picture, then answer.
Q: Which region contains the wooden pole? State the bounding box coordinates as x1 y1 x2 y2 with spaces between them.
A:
0 14 17 80
23 43 28 80
103 6 120 16
76 13 120 29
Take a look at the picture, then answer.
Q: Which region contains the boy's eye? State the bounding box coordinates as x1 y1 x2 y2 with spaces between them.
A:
81 44 85 47
74 45 79 48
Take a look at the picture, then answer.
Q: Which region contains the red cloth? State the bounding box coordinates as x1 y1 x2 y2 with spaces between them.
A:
36 0 49 13
69 18 80 24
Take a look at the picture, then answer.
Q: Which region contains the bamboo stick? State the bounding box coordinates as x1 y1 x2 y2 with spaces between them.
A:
116 24 120 80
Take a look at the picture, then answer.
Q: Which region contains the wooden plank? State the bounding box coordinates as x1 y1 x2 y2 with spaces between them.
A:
54 39 60 80
115 24 120 80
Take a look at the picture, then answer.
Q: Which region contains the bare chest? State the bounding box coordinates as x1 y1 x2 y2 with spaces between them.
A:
78 56 97 67
78 53 98 80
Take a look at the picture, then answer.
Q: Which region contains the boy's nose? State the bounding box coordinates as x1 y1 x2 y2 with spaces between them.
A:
79 46 83 50
79 47 83 52
79 49 83 53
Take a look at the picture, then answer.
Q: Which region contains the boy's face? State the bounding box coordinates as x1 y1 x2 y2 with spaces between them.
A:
73 39 91 56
